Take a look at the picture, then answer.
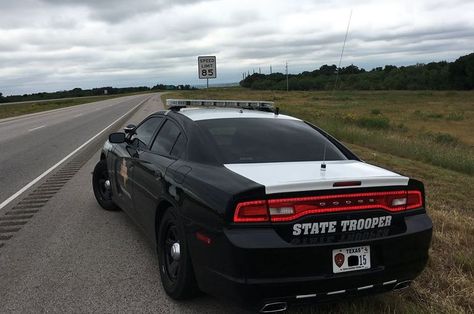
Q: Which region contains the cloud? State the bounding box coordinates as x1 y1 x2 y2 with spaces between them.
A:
0 0 473 95
38 0 211 23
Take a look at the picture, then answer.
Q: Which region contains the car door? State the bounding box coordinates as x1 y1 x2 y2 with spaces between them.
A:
131 119 186 239
113 116 164 216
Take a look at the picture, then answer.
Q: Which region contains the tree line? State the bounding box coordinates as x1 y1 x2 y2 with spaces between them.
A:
240 52 474 91
0 84 195 103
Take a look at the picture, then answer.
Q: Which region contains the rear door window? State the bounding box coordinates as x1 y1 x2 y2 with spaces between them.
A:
151 120 181 156
170 134 186 158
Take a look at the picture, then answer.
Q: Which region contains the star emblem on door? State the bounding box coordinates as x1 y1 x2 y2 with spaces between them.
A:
119 159 128 186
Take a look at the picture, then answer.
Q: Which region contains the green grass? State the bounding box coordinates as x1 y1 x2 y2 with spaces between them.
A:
356 116 390 129
163 88 474 313
0 92 153 120
311 118 473 174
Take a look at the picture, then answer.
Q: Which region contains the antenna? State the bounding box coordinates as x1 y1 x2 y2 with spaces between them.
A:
285 61 289 91
333 10 353 93
321 143 327 171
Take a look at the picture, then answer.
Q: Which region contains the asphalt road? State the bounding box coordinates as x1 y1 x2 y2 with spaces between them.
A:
0 97 248 313
0 95 116 106
0 94 152 207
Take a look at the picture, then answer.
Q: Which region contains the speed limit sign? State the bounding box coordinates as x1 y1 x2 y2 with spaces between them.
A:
198 56 217 79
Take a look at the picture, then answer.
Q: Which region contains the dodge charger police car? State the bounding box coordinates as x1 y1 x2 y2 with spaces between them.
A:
92 99 432 312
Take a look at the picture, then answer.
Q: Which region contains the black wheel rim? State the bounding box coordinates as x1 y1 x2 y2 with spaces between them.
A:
163 223 180 283
97 169 112 201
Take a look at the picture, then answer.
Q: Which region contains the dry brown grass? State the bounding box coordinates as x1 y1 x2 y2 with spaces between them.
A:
351 144 474 313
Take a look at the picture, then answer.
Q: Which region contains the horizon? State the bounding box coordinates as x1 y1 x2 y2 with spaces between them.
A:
1 53 471 97
3 53 471 97
1 0 473 96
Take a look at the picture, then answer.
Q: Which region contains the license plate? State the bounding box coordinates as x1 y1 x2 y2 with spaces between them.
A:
332 245 371 273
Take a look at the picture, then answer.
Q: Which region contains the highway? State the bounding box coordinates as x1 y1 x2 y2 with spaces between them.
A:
0 95 116 106
0 96 248 313
0 94 154 207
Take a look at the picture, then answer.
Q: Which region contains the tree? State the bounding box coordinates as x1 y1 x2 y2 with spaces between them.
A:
319 64 337 75
340 64 362 75
450 53 474 89
237 52 474 91
384 65 397 73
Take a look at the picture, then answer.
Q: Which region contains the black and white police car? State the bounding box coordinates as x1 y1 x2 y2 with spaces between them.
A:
92 99 432 312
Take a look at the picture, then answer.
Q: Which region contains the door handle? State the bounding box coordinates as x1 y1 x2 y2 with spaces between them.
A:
154 170 162 179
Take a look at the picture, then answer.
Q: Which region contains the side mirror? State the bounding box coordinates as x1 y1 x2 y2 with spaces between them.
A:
109 132 126 143
124 124 136 134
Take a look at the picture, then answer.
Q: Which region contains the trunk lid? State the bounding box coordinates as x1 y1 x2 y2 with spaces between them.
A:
224 160 408 194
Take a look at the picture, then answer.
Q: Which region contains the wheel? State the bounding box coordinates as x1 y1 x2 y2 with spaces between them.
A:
92 159 119 211
158 208 198 300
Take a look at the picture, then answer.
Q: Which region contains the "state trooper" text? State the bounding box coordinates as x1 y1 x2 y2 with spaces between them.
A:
292 216 392 236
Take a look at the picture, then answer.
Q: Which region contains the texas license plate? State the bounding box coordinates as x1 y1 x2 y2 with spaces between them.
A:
332 245 371 273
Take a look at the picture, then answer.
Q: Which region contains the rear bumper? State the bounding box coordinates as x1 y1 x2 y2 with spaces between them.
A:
189 212 432 309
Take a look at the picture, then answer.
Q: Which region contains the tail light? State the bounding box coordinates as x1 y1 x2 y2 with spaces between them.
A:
233 200 269 223
233 190 423 223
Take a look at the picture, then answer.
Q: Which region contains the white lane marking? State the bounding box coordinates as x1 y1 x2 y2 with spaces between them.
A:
327 290 346 295
383 280 397 286
28 125 46 132
0 97 149 211
357 285 374 290
296 293 316 299
74 113 83 118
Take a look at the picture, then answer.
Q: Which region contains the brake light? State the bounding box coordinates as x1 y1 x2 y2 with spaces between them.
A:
406 190 423 209
333 181 362 187
233 190 423 223
233 200 269 223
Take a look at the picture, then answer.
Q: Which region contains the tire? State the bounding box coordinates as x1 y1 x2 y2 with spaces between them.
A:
158 208 198 300
92 159 119 211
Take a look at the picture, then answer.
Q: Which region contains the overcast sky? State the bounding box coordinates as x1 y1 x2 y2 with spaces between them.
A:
1 0 473 95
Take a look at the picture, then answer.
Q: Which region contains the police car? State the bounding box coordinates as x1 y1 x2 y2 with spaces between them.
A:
92 99 432 312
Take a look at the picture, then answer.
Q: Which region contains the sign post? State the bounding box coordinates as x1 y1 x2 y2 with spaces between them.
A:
198 56 216 88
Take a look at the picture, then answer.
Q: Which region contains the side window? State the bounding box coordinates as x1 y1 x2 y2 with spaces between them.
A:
170 134 186 158
131 117 163 149
151 120 181 156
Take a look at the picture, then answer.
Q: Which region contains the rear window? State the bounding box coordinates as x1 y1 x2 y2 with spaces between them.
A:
197 118 347 163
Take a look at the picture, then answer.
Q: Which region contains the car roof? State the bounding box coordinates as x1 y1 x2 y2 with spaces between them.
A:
174 107 301 122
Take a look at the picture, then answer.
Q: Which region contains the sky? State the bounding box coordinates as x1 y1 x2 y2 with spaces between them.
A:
0 0 473 95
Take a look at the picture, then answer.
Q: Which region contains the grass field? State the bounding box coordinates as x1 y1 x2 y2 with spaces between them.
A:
163 88 474 313
0 92 153 120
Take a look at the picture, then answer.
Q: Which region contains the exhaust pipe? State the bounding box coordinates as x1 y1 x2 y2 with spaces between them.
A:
260 301 288 313
393 280 412 291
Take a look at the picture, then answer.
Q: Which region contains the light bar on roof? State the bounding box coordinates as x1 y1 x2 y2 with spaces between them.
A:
166 99 275 112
